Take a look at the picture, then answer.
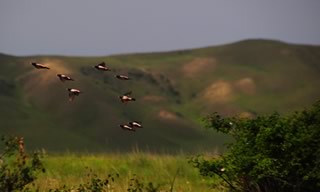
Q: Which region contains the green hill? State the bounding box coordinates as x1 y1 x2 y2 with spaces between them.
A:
1 39 320 152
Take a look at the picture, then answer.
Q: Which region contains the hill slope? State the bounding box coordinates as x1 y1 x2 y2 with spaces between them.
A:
1 39 320 152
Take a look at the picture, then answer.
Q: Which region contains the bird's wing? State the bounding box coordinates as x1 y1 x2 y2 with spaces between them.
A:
59 77 65 82
99 62 106 67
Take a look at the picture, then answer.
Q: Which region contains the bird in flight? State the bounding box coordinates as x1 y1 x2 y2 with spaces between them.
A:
120 124 136 132
116 75 130 80
94 62 111 71
67 88 82 102
119 91 136 104
31 62 50 70
57 74 74 82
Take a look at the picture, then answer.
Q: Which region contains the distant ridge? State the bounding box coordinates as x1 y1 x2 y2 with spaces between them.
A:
1 39 319 58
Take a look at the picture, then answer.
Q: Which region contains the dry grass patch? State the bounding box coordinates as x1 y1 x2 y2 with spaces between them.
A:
234 77 256 95
238 111 255 119
158 109 178 120
18 59 72 102
21 58 71 88
182 58 217 77
202 81 233 104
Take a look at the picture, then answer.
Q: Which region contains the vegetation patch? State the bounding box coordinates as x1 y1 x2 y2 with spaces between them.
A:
191 100 320 192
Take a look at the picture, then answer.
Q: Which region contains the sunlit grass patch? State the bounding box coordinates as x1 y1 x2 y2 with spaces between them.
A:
33 152 221 191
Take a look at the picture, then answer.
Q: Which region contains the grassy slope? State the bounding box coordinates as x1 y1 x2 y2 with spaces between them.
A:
0 39 320 152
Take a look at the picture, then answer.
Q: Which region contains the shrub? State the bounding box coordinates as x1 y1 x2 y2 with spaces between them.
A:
0 136 45 192
190 100 320 192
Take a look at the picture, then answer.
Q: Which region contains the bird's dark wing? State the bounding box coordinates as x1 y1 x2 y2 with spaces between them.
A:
99 62 106 67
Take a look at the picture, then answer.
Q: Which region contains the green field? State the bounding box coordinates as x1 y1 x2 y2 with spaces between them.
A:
0 39 320 152
31 152 221 192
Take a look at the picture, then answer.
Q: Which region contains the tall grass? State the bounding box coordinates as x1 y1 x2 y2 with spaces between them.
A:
32 152 221 191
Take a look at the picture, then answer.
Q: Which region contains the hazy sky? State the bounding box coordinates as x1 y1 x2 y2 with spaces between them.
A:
1 0 320 56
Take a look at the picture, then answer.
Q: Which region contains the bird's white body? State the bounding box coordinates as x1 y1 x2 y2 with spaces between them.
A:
94 62 110 71
57 74 74 82
120 91 136 103
129 121 142 128
116 75 130 80
120 124 135 131
69 88 81 94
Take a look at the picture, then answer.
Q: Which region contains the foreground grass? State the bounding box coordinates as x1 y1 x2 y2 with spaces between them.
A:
32 152 221 191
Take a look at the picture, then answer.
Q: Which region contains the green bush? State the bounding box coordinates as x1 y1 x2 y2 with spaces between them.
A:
190 101 320 192
0 136 45 192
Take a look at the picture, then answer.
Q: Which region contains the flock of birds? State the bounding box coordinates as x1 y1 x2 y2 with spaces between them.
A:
31 62 143 132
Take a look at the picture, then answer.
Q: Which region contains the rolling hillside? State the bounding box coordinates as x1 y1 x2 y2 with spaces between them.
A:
1 39 320 152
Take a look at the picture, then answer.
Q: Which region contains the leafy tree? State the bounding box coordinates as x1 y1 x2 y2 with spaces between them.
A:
0 136 45 192
190 100 320 192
